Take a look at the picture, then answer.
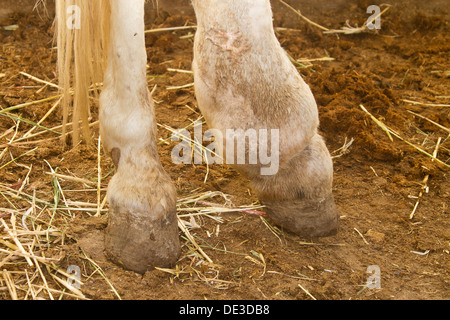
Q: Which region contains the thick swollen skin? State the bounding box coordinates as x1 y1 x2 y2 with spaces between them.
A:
251 134 338 237
192 0 338 237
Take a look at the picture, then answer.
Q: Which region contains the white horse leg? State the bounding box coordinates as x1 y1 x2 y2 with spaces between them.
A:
100 0 179 273
192 0 338 237
251 134 338 236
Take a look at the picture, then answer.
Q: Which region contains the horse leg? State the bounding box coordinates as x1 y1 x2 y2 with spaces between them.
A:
192 0 338 237
100 0 179 273
251 134 338 237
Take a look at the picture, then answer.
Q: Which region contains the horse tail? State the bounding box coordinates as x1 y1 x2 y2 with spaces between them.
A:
56 0 111 145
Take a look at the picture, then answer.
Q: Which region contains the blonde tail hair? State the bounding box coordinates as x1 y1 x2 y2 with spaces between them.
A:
56 0 111 145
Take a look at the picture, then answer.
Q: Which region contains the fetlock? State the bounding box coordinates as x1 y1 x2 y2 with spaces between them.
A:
250 135 339 238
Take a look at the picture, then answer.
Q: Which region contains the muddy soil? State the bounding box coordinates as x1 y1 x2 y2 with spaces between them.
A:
0 0 449 300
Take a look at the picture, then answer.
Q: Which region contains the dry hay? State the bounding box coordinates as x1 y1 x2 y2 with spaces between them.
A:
1 5 449 300
0 68 270 298
2 60 448 299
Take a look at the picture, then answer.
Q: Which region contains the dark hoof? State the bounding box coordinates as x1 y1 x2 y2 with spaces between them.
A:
263 194 339 238
105 200 180 274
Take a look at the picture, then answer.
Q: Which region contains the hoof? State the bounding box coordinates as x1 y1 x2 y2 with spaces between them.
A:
262 194 339 238
105 202 180 274
104 174 180 274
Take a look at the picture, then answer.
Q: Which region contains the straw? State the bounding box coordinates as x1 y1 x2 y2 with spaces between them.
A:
279 0 330 32
298 283 317 300
360 105 450 168
409 138 442 220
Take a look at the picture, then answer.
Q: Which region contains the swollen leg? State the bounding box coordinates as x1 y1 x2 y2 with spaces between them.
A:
252 134 338 237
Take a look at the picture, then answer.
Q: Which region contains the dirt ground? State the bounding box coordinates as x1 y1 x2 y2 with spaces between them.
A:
0 0 449 300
